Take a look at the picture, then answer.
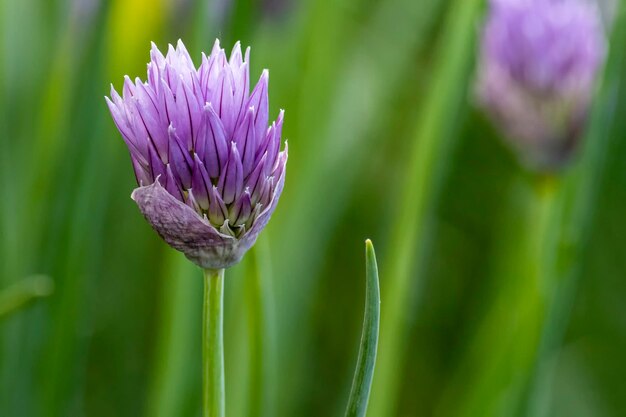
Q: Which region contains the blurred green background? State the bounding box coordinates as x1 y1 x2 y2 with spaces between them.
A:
1 0 626 416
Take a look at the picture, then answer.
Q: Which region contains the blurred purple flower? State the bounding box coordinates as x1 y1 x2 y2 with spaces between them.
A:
106 40 287 269
476 0 607 169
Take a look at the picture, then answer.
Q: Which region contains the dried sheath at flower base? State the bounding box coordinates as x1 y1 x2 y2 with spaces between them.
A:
106 40 287 269
476 0 607 170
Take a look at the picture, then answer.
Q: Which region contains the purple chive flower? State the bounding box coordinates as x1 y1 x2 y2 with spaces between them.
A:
476 0 606 169
106 40 287 269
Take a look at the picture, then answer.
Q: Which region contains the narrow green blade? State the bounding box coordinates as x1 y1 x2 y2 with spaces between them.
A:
345 240 381 417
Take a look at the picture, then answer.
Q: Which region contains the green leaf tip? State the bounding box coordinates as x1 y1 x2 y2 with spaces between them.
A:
344 239 381 417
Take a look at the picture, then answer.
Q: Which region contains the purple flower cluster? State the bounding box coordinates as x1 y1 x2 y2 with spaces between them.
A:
476 0 606 169
106 40 287 269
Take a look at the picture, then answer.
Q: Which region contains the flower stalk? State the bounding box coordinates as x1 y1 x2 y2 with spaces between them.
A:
203 268 225 417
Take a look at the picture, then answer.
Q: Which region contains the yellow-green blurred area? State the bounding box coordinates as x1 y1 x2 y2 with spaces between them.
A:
1 0 626 416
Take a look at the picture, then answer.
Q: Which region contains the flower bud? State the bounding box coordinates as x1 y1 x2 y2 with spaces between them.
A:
476 0 607 170
106 40 287 269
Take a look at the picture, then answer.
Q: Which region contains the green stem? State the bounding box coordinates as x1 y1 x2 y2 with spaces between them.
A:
247 240 276 417
203 268 225 417
434 176 558 417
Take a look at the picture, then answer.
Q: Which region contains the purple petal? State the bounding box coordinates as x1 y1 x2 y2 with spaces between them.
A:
237 146 287 250
247 203 263 229
180 77 203 146
258 176 274 208
125 104 154 161
146 62 160 96
123 75 135 100
263 110 284 174
211 38 222 57
163 61 176 91
186 188 201 212
246 153 267 204
191 153 211 210
232 62 249 126
168 126 193 189
229 42 243 67
148 143 167 182
131 154 152 186
106 93 147 165
230 189 252 227
275 109 284 139
230 42 249 123
217 142 243 204
212 69 235 137
106 89 134 142
233 107 256 178
175 39 194 69
150 42 166 69
208 185 228 226
196 104 229 178
159 78 176 144
166 43 192 79
148 44 165 91
246 70 269 150
171 78 192 149
164 164 184 202
271 144 287 181
200 40 226 99
264 126 281 176
198 53 210 101
132 79 169 160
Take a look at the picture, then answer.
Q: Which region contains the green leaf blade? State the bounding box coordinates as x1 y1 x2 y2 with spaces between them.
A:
345 240 381 417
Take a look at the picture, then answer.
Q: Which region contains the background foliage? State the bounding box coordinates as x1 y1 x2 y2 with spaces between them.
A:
1 0 625 416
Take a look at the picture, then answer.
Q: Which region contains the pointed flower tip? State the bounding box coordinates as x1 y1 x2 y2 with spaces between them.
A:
277 109 285 124
104 96 115 108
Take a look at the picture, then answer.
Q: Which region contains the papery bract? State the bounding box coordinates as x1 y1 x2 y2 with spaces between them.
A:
106 39 287 269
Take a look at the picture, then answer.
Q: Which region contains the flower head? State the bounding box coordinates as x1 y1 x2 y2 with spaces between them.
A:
106 40 287 269
476 0 606 169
